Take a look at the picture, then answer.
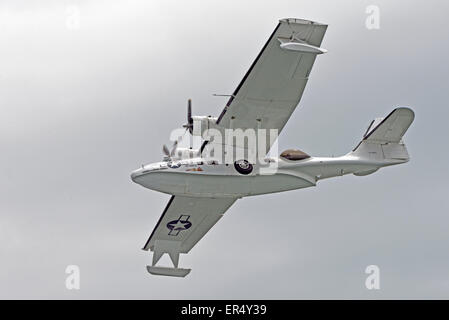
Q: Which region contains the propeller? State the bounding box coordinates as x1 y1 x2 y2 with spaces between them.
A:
183 99 194 134
162 133 184 159
162 140 179 157
163 99 194 159
162 144 171 157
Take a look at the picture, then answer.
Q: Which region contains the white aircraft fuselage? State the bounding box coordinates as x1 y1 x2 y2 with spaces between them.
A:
131 154 406 198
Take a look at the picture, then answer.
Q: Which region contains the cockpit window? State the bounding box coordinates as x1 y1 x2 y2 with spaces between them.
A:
280 149 310 161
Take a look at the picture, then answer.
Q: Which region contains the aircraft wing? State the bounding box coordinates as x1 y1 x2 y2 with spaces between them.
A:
143 195 237 277
213 18 327 154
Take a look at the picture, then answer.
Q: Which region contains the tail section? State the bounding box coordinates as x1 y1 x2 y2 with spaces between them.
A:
350 107 415 162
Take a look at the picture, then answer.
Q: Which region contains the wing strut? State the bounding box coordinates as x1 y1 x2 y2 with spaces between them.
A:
146 239 191 277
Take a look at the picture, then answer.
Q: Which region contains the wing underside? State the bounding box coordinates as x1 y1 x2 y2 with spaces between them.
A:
213 18 328 154
143 195 237 253
143 195 237 276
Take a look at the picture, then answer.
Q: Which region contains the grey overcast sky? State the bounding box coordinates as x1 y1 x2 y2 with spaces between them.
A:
1 0 449 299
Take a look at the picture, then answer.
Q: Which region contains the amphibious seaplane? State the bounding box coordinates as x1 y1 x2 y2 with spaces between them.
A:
131 18 415 277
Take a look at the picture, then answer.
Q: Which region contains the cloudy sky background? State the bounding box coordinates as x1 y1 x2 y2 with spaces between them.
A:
1 0 449 299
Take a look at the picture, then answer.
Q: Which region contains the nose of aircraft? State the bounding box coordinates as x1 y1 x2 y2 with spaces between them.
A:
130 168 143 182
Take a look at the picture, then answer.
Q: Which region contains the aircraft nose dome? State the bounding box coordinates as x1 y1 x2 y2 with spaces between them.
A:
130 168 143 182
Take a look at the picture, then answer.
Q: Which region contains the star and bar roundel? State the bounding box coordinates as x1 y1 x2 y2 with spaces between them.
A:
166 215 192 236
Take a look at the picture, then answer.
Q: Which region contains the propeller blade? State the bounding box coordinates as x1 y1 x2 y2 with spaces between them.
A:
170 140 178 156
186 99 193 134
182 99 194 134
187 99 192 123
162 144 170 157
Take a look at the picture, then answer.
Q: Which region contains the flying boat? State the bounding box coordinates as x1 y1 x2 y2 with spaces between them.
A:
131 18 415 277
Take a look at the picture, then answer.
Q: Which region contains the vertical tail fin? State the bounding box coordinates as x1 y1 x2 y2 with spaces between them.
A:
351 107 415 161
